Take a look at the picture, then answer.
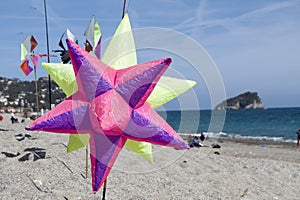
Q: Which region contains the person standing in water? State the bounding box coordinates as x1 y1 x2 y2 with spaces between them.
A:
297 129 300 147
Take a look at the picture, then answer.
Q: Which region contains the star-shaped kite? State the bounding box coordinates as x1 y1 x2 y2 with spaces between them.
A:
27 39 189 193
43 14 196 163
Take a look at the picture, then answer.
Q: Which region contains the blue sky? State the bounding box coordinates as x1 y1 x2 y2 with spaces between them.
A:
0 0 300 109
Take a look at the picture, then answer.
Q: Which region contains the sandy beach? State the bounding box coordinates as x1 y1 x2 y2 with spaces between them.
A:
1 113 299 199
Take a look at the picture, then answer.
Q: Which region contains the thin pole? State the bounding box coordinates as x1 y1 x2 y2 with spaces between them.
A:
34 67 39 112
43 0 52 109
102 179 107 200
85 146 88 179
122 0 127 19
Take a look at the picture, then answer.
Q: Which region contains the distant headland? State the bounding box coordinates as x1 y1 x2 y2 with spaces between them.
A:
215 91 264 110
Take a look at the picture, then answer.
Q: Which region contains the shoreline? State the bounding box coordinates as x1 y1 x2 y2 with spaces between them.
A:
2 113 298 144
180 133 297 147
180 133 300 164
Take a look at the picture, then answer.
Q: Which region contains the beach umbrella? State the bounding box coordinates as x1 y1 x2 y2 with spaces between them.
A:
26 38 190 193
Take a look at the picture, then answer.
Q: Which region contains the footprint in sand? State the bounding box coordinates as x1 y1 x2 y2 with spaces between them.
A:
18 147 47 162
1 147 47 162
1 152 20 158
15 133 37 141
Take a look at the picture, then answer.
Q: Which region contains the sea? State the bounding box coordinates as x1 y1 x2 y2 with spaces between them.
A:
158 107 300 143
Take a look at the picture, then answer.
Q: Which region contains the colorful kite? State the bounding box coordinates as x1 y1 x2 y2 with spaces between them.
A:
52 30 74 64
43 14 196 163
20 35 38 76
20 59 33 76
48 14 155 162
84 16 101 58
27 39 189 193
20 35 41 112
20 35 38 61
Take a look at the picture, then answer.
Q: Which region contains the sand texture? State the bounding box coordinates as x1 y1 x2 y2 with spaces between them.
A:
1 114 300 199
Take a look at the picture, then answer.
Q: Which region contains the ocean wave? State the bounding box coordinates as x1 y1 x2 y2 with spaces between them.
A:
180 132 297 143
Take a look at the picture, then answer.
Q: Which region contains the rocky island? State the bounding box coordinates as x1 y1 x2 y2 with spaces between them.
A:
215 91 264 110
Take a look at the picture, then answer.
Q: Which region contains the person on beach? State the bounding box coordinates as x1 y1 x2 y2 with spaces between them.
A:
10 114 18 124
189 136 201 148
200 132 205 142
297 129 300 146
